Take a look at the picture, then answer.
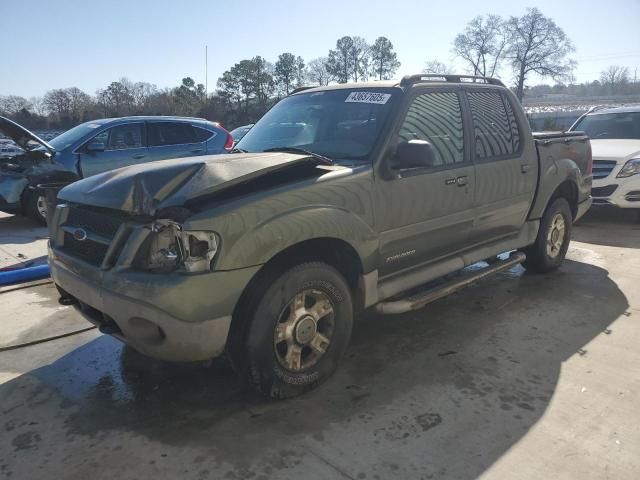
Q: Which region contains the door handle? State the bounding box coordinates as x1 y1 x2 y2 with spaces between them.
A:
456 176 468 186
132 154 146 160
521 163 529 173
445 178 457 185
191 149 203 154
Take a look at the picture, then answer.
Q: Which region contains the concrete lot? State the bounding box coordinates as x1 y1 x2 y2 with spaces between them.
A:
1 209 639 480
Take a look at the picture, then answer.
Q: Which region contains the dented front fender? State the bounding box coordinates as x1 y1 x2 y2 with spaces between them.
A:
0 174 29 204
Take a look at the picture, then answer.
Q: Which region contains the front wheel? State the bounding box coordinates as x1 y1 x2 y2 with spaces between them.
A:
24 190 47 225
231 262 353 399
521 197 573 273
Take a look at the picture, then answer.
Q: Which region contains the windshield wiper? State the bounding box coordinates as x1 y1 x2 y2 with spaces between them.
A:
230 147 248 153
263 147 333 165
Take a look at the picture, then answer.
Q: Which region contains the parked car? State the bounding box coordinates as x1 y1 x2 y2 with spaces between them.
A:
0 145 23 159
0 116 234 224
569 105 640 208
48 75 592 398
230 124 253 144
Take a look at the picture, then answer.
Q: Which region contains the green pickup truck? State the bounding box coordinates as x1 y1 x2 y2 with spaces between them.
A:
48 75 592 398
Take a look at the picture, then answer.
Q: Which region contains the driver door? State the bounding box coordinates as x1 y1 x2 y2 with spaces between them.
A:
79 122 147 177
376 88 476 278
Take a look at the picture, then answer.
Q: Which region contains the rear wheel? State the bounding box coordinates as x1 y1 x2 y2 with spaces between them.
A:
521 197 572 273
230 262 353 399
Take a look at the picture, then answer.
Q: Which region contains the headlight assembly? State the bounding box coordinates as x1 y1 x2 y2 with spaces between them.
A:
617 158 640 178
143 220 219 273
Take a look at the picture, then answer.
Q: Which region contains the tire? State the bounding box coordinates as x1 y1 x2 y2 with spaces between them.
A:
521 197 573 273
230 262 353 399
24 189 47 225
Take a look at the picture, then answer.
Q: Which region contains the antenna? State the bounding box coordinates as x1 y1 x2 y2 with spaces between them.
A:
205 45 208 102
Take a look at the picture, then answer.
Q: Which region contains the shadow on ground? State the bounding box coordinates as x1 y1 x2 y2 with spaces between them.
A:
0 213 48 245
573 207 640 249
0 255 627 479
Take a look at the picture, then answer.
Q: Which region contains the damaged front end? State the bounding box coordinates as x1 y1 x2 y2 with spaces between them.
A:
0 116 60 212
140 219 219 273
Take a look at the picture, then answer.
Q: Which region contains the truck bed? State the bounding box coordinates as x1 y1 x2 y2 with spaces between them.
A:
530 130 592 219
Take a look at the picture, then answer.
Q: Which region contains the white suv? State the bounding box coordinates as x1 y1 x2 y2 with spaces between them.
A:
570 106 640 208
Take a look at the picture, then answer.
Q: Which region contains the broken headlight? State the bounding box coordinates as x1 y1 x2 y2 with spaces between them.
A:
144 220 219 273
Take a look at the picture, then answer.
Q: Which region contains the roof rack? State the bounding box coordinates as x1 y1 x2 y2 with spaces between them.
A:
290 86 316 95
586 105 610 113
399 74 505 87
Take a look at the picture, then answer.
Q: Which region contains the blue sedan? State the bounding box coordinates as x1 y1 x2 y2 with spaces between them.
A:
0 116 233 223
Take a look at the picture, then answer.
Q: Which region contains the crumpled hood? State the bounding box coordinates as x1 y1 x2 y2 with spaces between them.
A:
0 115 55 155
58 152 323 215
590 139 640 163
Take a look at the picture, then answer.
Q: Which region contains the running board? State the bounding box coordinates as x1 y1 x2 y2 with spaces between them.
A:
375 252 526 315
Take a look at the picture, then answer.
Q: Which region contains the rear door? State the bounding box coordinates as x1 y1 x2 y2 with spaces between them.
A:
376 87 476 277
465 88 537 244
78 122 147 177
147 122 206 161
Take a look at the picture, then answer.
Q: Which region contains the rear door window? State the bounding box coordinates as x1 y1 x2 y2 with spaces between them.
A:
467 91 520 159
148 122 197 146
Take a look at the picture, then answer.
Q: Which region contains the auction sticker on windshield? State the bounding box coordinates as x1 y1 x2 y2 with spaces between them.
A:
345 92 392 104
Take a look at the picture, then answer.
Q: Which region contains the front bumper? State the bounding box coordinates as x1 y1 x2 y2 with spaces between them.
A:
591 171 640 208
575 196 592 221
0 174 28 212
49 246 260 362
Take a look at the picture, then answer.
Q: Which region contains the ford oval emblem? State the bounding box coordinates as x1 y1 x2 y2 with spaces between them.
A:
73 228 88 241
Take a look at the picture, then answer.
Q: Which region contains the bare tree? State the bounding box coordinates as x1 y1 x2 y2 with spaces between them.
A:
505 8 576 102
29 96 46 116
600 65 630 94
307 57 332 86
0 95 31 115
350 36 370 82
43 89 72 117
423 60 451 75
453 14 508 77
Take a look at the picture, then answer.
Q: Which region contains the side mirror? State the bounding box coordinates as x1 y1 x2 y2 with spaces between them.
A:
86 142 105 153
394 139 437 169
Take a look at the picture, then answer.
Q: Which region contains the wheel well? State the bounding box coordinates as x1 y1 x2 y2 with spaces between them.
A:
228 238 364 346
549 180 578 219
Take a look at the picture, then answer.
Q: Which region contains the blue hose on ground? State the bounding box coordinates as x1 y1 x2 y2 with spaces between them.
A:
0 264 50 286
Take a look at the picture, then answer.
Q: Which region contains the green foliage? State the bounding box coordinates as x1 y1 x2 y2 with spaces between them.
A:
369 37 400 80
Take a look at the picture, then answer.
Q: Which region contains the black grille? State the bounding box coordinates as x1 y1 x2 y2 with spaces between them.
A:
592 160 617 180
66 207 125 239
63 232 110 266
592 184 618 197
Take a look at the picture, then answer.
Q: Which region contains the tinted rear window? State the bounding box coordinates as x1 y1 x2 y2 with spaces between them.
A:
193 126 214 142
467 91 520 158
148 122 197 146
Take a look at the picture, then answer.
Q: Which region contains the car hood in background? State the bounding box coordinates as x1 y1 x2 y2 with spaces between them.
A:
590 139 640 163
0 116 56 155
58 152 326 215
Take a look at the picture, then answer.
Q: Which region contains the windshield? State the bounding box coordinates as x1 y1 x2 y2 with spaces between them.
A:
572 112 640 140
230 125 252 142
49 122 104 150
236 88 398 160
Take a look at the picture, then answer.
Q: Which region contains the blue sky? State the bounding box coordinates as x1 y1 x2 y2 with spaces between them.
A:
1 0 639 98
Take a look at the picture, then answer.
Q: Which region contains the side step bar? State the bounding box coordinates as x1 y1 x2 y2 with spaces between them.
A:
375 252 526 315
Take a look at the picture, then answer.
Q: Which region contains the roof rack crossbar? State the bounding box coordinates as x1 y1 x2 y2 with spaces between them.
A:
290 86 316 95
399 74 505 87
